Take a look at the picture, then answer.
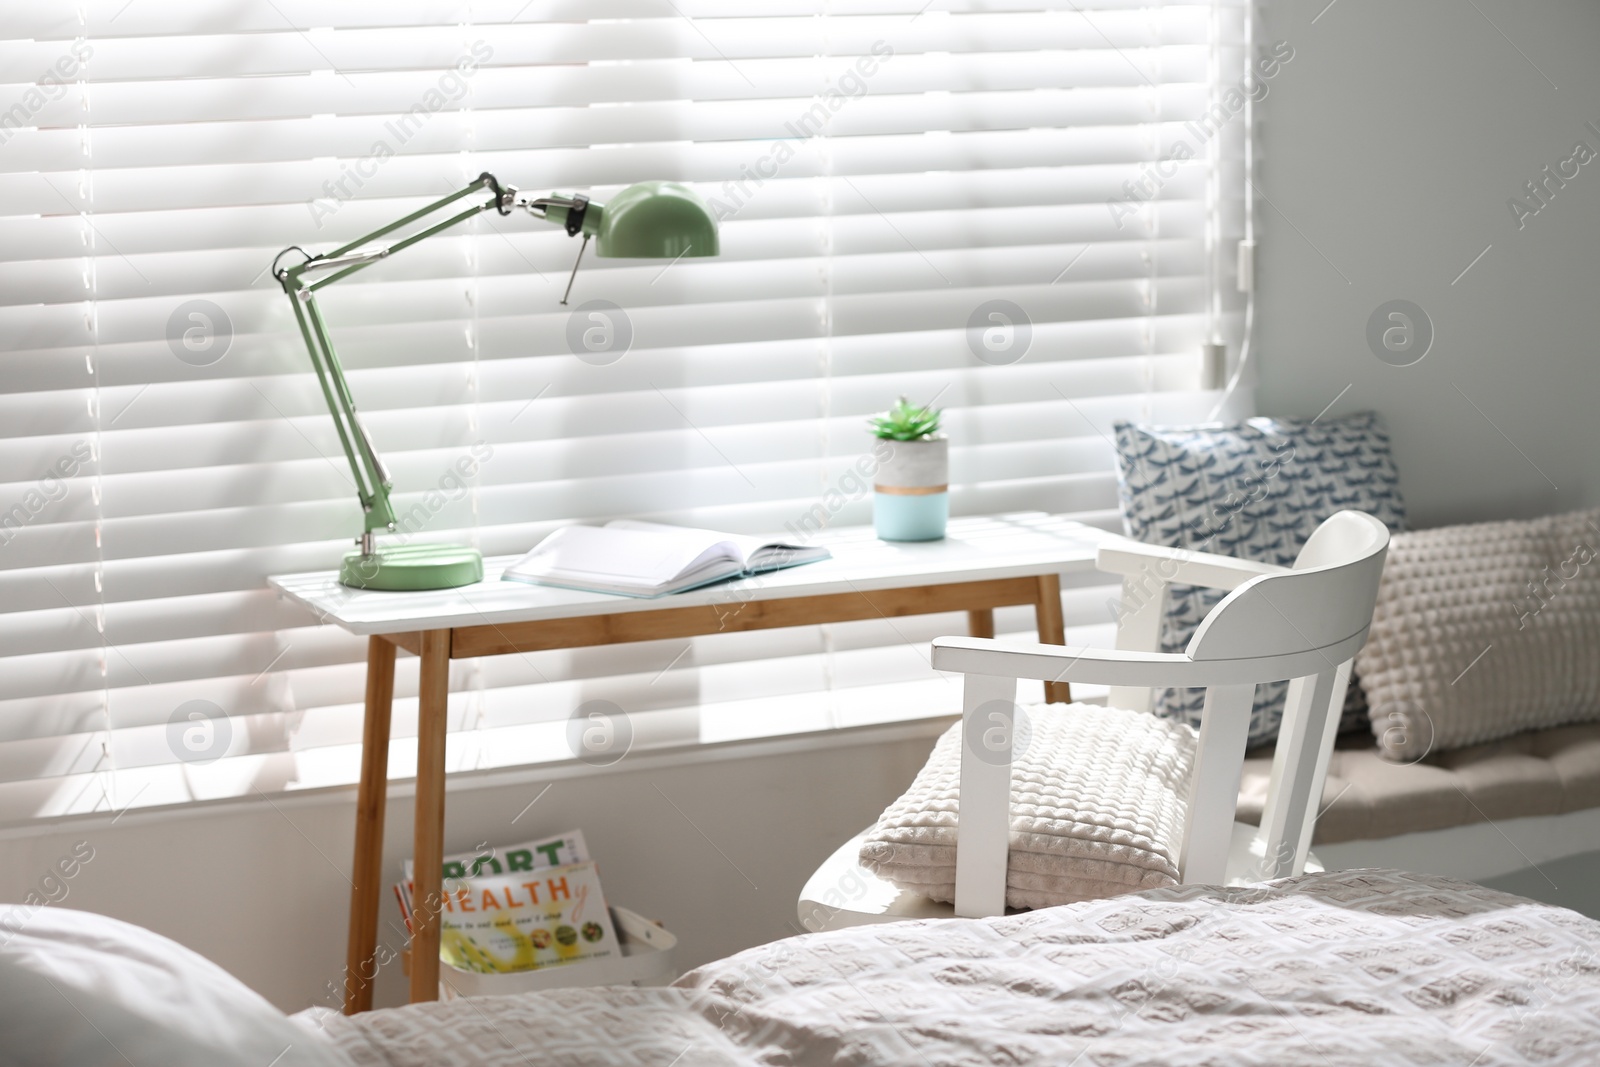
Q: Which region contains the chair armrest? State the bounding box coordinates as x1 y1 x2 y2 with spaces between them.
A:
931 636 1340 689
1096 540 1288 592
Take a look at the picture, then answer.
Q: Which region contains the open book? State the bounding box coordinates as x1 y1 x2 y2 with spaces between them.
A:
502 520 830 598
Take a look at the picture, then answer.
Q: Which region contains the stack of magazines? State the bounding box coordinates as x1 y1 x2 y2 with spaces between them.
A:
396 829 620 975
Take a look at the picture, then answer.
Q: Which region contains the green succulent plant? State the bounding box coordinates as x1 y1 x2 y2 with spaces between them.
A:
868 396 943 441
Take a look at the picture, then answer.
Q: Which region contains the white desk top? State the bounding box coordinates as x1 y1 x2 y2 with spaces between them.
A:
268 512 1116 636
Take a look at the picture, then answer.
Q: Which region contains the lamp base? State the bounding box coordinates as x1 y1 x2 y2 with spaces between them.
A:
340 542 484 591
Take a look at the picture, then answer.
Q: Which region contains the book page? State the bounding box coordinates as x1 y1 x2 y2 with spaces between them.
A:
510 525 739 583
608 520 830 576
604 519 761 568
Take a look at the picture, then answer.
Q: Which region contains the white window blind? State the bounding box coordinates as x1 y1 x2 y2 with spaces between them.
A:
0 1 1250 820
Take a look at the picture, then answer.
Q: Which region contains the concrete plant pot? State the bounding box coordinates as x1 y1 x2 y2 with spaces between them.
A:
872 436 948 541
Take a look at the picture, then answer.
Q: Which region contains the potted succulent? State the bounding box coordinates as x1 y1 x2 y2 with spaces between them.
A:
869 396 948 541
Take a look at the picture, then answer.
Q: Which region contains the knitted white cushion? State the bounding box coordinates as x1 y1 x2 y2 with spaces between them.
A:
859 703 1197 910
1357 507 1600 762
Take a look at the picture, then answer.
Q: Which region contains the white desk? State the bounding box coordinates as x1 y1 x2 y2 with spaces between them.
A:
270 512 1113 1010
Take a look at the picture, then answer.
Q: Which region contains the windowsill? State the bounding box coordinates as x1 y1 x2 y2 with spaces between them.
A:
0 708 958 840
4 616 1115 835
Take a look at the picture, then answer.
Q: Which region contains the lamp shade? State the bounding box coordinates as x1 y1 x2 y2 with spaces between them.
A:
593 181 720 258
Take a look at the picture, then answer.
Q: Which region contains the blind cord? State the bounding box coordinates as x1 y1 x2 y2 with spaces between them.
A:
1207 0 1258 422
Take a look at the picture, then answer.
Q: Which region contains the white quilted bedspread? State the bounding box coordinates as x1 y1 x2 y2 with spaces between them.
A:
304 869 1600 1066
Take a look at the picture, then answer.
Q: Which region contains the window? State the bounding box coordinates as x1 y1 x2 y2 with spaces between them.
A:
0 1 1251 819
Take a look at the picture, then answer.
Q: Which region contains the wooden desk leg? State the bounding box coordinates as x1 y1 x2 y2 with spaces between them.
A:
1034 574 1071 704
345 635 396 1015
967 609 995 639
409 629 451 1004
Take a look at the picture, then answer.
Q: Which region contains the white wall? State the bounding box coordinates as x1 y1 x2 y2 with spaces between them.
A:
0 726 941 1013
1255 0 1600 525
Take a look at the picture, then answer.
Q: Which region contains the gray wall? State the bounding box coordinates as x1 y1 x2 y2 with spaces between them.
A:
1255 0 1600 526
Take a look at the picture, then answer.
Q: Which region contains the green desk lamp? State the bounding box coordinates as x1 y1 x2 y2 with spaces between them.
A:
273 173 719 591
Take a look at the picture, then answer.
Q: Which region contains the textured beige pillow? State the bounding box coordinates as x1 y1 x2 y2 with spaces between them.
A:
859 704 1196 910
1357 507 1600 762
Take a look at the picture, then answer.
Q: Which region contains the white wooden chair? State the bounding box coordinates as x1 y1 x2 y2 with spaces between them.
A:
799 510 1390 929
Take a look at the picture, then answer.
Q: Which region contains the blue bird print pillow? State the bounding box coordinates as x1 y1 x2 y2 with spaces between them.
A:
1112 412 1407 747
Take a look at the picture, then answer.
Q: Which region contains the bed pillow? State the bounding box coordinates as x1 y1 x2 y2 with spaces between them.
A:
1113 411 1407 746
859 703 1196 909
1357 507 1600 762
0 904 350 1067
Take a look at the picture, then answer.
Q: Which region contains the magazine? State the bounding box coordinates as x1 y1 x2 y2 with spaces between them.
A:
437 862 620 975
395 831 621 974
404 830 589 883
395 830 589 934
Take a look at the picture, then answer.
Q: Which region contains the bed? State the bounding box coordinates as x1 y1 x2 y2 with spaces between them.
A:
298 868 1600 1066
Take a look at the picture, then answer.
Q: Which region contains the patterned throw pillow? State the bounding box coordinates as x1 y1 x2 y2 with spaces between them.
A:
1112 412 1408 746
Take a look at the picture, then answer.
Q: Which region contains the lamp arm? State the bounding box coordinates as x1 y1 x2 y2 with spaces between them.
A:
273 172 579 546
283 283 397 539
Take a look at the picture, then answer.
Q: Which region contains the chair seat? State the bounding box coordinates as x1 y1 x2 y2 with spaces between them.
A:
856 705 1200 912
798 822 1324 933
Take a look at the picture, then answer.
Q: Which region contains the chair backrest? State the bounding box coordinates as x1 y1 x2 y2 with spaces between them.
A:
1187 510 1390 662
947 511 1388 915
1178 511 1389 886
945 511 1391 917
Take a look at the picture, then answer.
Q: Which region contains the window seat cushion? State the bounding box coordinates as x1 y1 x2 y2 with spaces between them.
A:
1237 721 1600 843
